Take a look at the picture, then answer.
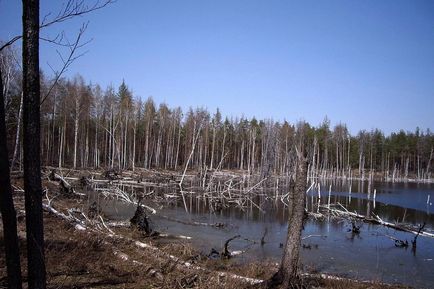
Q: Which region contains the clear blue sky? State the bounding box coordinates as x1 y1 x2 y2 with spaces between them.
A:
1 0 434 134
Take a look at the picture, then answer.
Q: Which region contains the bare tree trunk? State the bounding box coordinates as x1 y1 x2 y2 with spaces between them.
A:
427 147 433 176
58 116 65 168
132 115 136 171
144 121 150 168
123 112 128 169
220 124 227 168
251 128 256 173
110 107 115 168
84 121 89 167
0 63 23 289
95 114 99 168
269 148 307 288
174 121 181 170
108 107 112 167
11 92 23 170
240 139 244 170
22 0 47 287
347 137 351 177
49 91 57 166
210 123 216 169
73 98 79 168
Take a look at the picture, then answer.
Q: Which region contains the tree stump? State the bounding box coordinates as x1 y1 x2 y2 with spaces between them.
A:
130 203 152 235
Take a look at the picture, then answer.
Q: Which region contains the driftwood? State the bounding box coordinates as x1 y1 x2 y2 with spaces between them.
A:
157 214 226 228
385 235 409 248
221 235 241 259
97 185 157 214
327 203 434 238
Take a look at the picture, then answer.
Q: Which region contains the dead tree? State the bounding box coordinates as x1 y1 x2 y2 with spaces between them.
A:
268 146 308 288
0 63 23 289
22 0 47 288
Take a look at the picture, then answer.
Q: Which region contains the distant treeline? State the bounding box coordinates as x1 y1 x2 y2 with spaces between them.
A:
2 56 433 180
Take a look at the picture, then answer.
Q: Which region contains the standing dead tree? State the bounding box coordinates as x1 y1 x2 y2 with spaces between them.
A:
22 0 47 288
268 135 309 287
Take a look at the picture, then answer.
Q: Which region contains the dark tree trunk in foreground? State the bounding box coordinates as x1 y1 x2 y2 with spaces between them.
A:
22 0 46 288
0 66 23 289
269 149 308 288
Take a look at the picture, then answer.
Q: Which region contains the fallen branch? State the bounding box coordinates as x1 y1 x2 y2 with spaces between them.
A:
301 234 326 240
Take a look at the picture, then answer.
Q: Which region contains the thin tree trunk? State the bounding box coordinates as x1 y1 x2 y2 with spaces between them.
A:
210 123 216 169
73 98 79 168
0 62 23 289
132 116 136 171
427 148 433 176
11 92 23 170
174 121 181 170
95 115 99 167
220 124 226 169
22 0 47 287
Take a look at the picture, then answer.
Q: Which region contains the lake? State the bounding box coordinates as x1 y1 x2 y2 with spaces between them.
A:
96 179 434 288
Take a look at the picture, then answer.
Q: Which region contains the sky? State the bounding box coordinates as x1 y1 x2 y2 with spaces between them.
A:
1 0 434 135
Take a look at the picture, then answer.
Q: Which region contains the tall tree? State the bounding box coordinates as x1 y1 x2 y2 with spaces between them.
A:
0 65 23 289
22 0 46 288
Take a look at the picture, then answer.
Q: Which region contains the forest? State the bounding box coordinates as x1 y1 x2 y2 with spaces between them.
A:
2 1 434 289
2 45 433 181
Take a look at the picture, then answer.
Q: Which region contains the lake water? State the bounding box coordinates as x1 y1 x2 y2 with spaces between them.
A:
96 179 434 288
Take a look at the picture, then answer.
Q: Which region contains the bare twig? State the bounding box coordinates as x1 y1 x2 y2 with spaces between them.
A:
0 0 116 52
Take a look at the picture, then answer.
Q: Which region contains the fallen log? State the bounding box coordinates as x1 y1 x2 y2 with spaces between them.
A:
326 203 434 238
48 170 86 197
157 214 226 228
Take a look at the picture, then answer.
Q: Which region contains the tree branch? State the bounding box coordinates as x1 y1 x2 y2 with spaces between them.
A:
40 22 90 105
0 0 115 52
